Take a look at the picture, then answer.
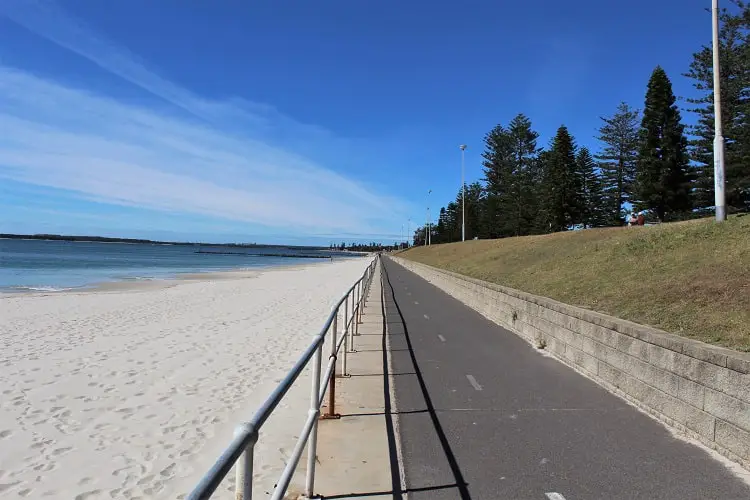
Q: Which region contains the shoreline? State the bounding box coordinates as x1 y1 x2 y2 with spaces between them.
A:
0 259 341 297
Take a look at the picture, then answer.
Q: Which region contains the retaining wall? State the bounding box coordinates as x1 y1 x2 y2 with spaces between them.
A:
389 256 750 470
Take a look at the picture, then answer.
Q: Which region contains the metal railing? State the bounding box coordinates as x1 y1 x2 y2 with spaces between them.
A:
187 256 378 500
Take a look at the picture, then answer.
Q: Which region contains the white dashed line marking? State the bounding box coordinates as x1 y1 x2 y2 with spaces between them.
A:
414 301 419 305
545 493 566 500
423 314 429 320
466 375 482 391
438 334 446 342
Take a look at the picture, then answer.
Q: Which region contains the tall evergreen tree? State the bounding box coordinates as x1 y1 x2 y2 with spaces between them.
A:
432 182 487 243
540 126 582 232
445 201 460 242
595 102 640 224
635 66 692 221
576 147 606 228
481 123 511 238
482 114 540 238
435 207 448 244
685 2 750 213
413 227 425 246
463 181 486 240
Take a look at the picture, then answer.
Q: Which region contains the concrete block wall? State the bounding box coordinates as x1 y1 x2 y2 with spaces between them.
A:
390 256 750 470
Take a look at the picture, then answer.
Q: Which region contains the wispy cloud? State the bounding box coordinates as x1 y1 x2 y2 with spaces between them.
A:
0 1 407 238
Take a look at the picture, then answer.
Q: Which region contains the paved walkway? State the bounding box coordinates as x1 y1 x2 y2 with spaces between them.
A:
313 260 400 499
382 257 750 500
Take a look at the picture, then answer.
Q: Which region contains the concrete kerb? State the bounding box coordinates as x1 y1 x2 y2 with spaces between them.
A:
389 256 750 472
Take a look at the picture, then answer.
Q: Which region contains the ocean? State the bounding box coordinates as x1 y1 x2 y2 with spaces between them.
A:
0 239 348 292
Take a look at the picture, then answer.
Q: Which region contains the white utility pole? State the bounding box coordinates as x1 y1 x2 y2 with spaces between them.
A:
426 207 430 246
407 218 411 247
460 144 467 241
424 207 430 246
427 189 432 246
713 0 727 221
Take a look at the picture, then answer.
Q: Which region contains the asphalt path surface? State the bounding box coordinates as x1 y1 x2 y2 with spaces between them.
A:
381 257 750 500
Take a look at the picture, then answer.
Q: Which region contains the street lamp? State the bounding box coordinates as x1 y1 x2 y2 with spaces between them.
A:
427 189 432 246
713 0 727 221
460 144 467 241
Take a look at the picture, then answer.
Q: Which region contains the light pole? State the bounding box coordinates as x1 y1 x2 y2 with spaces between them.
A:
460 144 467 241
425 208 430 246
407 218 411 247
427 189 432 246
713 0 727 221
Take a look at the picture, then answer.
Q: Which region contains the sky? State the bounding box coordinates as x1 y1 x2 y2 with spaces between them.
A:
0 0 718 245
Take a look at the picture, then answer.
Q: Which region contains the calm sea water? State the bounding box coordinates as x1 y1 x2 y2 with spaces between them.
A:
0 239 346 292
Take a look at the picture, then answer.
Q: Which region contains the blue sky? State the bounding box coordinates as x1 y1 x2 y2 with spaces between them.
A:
0 0 716 245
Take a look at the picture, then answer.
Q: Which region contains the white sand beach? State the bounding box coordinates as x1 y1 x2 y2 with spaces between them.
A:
0 258 371 499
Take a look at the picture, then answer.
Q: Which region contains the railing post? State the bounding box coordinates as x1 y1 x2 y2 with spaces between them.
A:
304 343 323 497
353 285 359 334
356 281 362 325
234 423 257 500
360 279 365 323
350 290 357 348
363 269 369 309
326 312 338 418
342 297 348 376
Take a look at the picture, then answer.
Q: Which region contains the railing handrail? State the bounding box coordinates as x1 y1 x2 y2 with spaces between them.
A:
187 256 379 500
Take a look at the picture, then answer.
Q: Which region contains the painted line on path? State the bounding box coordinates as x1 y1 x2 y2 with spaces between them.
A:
438 334 446 342
466 374 483 391
545 493 566 500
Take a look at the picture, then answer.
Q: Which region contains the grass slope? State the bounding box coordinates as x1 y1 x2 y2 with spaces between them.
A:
400 216 750 351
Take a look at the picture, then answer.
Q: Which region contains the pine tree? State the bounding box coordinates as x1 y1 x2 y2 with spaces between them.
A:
635 67 692 221
481 123 510 238
482 114 540 238
459 181 486 240
435 207 448 244
412 227 425 246
576 147 606 228
595 102 640 225
541 126 582 232
685 3 750 213
445 201 460 242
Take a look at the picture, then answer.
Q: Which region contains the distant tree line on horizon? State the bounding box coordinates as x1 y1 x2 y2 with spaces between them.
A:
0 233 325 250
330 242 399 252
413 2 750 246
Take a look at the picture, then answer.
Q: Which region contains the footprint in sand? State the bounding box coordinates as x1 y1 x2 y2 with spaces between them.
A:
51 446 73 457
74 490 102 500
0 482 21 494
160 463 176 478
136 474 154 486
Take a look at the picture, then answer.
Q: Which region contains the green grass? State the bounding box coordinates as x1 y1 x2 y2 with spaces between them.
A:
399 215 750 352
